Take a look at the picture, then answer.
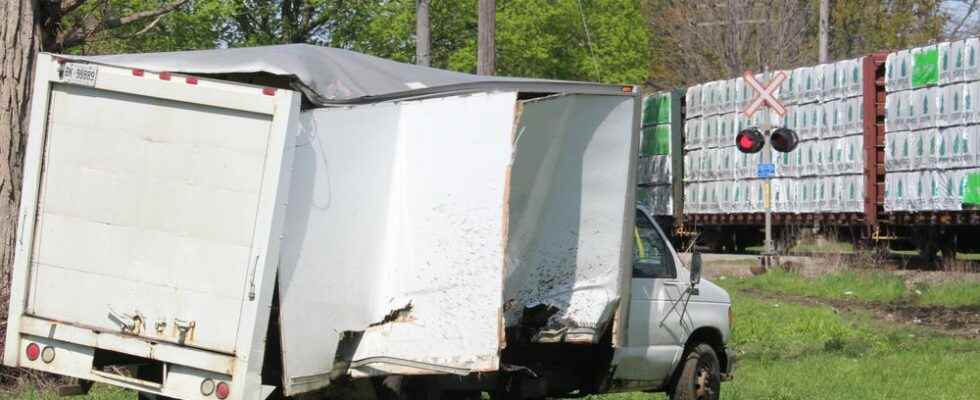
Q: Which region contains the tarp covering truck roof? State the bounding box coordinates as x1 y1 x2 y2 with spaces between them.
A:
5 46 642 400
61 44 630 105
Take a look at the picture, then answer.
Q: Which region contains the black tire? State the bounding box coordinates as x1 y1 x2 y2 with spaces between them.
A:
669 343 721 400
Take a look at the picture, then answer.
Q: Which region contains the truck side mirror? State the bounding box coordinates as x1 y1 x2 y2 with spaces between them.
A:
690 251 702 286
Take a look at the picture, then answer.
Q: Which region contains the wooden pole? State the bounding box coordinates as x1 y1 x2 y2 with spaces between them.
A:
416 0 431 66
478 0 496 75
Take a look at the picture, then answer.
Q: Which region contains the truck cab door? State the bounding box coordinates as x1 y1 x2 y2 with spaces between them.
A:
614 210 692 385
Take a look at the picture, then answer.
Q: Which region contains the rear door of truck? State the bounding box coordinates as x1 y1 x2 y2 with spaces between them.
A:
5 54 298 365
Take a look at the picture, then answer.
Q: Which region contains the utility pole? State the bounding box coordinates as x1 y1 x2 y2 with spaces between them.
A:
819 0 829 63
416 0 431 66
478 0 496 76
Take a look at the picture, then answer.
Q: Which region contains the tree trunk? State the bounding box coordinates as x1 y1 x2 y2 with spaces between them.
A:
416 0 431 67
477 0 495 76
1 0 42 358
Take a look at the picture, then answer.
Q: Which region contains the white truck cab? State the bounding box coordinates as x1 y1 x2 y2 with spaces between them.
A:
612 206 735 398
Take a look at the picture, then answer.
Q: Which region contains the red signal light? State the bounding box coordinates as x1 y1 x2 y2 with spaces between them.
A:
736 128 765 154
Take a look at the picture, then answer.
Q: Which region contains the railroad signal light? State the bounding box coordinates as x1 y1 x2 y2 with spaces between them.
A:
736 127 765 154
770 127 799 153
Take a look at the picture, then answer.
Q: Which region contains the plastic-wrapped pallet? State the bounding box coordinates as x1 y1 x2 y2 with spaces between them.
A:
842 174 865 212
686 84 702 118
685 118 702 150
953 125 976 167
965 38 980 81
638 185 673 216
846 58 864 98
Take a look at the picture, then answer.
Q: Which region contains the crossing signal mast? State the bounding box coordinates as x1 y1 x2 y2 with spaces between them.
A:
739 69 800 271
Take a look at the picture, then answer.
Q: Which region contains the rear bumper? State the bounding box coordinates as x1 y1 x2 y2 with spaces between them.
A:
721 347 736 381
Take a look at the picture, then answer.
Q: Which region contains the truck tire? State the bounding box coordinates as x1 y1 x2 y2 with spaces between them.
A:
669 343 720 400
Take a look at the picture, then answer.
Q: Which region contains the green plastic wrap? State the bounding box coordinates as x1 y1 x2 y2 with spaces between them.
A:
912 47 939 88
641 125 671 156
642 93 671 126
963 172 980 205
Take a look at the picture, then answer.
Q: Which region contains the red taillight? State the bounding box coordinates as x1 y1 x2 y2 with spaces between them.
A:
132 69 145 77
215 382 230 399
262 87 276 96
186 76 199 85
159 71 172 81
25 343 40 361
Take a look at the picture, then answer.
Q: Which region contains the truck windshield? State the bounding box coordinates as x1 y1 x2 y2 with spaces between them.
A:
633 211 675 279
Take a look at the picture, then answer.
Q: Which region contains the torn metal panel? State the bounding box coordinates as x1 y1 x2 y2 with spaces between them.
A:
277 92 515 395
504 94 637 343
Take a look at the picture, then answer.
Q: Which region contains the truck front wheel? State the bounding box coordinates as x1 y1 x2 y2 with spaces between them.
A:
669 343 721 400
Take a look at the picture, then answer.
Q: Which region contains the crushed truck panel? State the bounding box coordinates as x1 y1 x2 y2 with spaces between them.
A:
504 94 637 344
277 92 516 394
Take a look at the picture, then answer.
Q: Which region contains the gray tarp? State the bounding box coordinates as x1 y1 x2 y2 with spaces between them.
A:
63 44 627 105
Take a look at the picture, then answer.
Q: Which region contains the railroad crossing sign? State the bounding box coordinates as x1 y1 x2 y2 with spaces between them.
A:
743 70 787 117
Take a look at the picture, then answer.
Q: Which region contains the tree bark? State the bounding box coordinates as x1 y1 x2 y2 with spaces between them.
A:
0 0 42 358
477 0 495 76
416 0 431 67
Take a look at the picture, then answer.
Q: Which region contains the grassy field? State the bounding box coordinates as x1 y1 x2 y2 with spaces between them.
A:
725 268 980 307
6 270 980 400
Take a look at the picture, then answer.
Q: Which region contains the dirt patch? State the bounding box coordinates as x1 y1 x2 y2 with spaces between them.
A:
739 288 980 340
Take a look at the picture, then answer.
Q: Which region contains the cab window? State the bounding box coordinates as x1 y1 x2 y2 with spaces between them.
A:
632 211 676 279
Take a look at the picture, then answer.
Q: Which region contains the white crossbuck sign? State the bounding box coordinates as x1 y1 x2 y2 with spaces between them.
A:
743 70 787 117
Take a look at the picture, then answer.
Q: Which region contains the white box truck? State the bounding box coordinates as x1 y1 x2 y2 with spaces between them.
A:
4 45 734 400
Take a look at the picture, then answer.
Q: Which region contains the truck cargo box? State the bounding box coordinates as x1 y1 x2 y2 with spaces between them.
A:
4 46 640 400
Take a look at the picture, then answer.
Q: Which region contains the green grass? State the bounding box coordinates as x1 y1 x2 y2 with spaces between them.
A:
915 281 980 308
719 267 980 308
1 384 132 400
723 269 908 303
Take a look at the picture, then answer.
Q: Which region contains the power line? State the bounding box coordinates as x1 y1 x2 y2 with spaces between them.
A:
575 0 601 80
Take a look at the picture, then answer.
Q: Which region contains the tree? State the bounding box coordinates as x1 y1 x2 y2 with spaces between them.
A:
0 0 189 359
346 0 649 84
645 0 951 89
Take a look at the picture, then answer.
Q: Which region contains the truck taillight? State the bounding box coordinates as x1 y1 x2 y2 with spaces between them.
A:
215 382 230 399
25 343 40 361
201 379 216 396
41 346 55 363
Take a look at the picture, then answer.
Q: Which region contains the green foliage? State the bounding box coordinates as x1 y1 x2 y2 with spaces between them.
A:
345 0 649 84
65 0 233 55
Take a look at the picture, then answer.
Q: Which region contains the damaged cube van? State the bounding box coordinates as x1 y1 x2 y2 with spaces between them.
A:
4 45 734 400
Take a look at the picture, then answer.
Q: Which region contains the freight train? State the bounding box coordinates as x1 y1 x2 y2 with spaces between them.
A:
639 38 980 262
